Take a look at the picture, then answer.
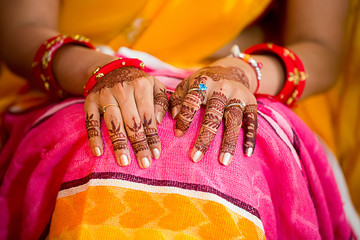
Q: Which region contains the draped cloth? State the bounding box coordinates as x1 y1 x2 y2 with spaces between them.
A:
0 52 354 239
0 0 358 239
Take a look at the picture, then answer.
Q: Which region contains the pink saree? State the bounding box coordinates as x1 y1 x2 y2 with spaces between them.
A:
0 51 355 239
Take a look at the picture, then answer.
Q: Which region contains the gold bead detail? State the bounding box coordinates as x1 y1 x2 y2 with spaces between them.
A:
44 82 50 91
95 73 104 81
92 67 100 75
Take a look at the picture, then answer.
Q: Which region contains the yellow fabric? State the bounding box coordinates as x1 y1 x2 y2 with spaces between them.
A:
50 186 265 239
58 0 271 65
336 0 360 212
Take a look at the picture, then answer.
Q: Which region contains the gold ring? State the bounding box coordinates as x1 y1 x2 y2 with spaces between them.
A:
102 103 119 113
226 100 246 111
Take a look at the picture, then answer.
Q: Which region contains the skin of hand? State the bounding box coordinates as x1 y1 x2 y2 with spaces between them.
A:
84 66 169 169
169 57 259 166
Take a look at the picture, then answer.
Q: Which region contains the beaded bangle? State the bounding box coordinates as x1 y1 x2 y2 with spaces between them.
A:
32 34 96 100
83 58 146 97
230 44 262 94
244 43 307 107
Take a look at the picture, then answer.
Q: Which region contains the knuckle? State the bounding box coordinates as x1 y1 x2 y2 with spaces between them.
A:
134 77 152 89
218 81 232 91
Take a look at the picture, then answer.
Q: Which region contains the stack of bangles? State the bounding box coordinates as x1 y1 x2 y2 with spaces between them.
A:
32 34 147 100
231 43 308 107
33 35 306 107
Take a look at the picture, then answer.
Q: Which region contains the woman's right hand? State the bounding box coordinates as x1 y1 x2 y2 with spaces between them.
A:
84 66 169 169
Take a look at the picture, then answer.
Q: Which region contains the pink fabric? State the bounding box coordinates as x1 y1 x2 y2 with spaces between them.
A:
0 95 353 239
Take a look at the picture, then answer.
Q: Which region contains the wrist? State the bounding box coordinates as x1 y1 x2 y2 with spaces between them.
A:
32 35 96 99
210 57 259 93
227 57 259 93
52 45 118 96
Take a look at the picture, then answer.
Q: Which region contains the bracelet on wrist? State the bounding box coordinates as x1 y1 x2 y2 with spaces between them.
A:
244 43 308 107
32 34 96 100
230 44 262 94
83 58 147 98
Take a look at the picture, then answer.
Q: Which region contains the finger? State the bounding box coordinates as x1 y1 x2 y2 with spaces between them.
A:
174 77 208 137
125 115 152 169
84 97 103 157
174 90 203 138
153 78 169 124
102 101 131 167
219 99 244 166
169 77 189 119
243 103 258 157
134 77 162 161
117 77 154 169
191 91 227 162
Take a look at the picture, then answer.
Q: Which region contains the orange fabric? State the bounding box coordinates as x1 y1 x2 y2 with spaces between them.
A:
50 186 265 239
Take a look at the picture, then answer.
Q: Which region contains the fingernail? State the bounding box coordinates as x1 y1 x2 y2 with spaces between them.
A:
121 155 129 166
142 157 150 168
94 147 102 157
156 112 162 124
222 153 231 166
153 148 160 159
192 151 203 162
245 147 253 157
174 129 184 138
172 108 179 119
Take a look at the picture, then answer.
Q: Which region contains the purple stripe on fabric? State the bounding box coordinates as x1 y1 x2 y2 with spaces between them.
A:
60 171 260 219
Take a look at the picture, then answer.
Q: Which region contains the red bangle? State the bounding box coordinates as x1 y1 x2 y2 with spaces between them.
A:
83 58 146 97
244 43 307 107
230 45 262 94
32 34 96 100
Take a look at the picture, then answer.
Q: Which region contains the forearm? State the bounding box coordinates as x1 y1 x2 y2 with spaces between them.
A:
286 41 340 98
253 40 341 99
1 25 118 96
0 25 58 81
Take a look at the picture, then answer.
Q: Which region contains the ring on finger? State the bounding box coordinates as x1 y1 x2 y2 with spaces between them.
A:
226 100 246 112
188 83 207 99
102 103 119 113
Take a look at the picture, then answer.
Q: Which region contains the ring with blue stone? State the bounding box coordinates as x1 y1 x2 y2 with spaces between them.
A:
187 83 207 99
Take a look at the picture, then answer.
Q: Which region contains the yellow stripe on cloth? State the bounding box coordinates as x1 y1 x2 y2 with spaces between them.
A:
50 183 265 239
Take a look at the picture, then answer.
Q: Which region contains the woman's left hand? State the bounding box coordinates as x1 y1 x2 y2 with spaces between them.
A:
169 57 258 166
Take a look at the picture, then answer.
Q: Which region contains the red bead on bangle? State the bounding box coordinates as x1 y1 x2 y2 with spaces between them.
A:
83 58 147 97
244 43 307 107
32 34 96 100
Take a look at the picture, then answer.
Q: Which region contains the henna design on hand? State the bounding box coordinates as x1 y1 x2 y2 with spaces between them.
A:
154 88 169 112
197 66 250 89
85 113 100 139
175 92 202 132
221 99 244 155
127 117 142 132
169 79 187 108
90 67 148 93
194 91 227 154
243 104 257 152
127 117 149 154
128 132 149 153
109 120 128 151
175 77 207 132
143 115 160 146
